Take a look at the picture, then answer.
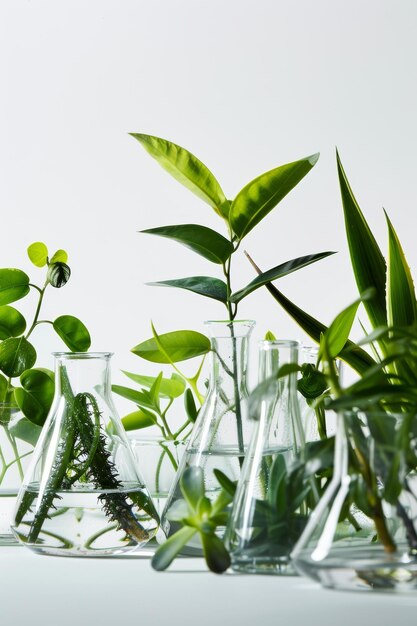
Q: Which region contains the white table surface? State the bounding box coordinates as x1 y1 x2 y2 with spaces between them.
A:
2 547 417 626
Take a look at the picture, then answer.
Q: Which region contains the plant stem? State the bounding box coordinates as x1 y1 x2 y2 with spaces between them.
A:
3 427 24 480
25 282 47 341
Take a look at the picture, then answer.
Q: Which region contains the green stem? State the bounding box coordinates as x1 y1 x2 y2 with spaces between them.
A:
3 427 24 480
25 282 48 341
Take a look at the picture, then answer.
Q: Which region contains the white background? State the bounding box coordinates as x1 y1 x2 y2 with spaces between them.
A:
1 0 417 412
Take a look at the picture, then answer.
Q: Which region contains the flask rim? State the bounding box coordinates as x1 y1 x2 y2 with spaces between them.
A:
52 351 114 360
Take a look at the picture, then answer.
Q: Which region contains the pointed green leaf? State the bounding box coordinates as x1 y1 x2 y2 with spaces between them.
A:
385 210 417 327
27 242 48 267
112 385 149 405
121 409 156 431
0 306 26 339
184 388 198 422
337 150 387 327
0 337 36 377
0 269 30 305
13 368 54 426
132 329 211 364
141 224 233 264
148 276 228 303
230 251 335 303
53 315 91 352
264 330 277 341
229 153 319 240
130 133 227 217
49 249 68 264
122 371 186 398
152 526 197 571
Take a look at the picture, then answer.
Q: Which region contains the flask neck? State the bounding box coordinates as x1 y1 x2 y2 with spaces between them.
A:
53 352 113 399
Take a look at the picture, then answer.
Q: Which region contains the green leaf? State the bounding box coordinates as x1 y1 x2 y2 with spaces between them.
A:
13 368 54 426
27 242 48 267
0 373 9 402
229 153 319 240
264 330 276 341
148 276 228 303
0 306 26 339
141 224 233 264
230 251 335 303
322 291 374 360
213 469 236 497
8 415 42 446
200 532 231 574
152 526 197 571
122 371 186 398
47 262 71 288
184 388 198 422
0 337 36 377
53 315 91 352
121 409 156 431
0 269 30 305
385 210 417 327
130 133 228 218
49 249 68 264
337 150 387 328
180 466 205 513
112 384 148 405
132 328 211 364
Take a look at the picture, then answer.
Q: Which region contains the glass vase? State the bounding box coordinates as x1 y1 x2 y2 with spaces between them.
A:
161 320 255 549
292 409 417 592
0 404 38 545
11 352 160 556
225 340 308 574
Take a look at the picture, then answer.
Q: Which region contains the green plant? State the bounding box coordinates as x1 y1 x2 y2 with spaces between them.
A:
0 241 91 485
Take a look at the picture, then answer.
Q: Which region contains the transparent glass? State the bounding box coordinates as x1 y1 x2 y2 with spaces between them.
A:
11 352 160 556
292 410 417 592
226 340 307 574
0 404 37 545
161 320 255 549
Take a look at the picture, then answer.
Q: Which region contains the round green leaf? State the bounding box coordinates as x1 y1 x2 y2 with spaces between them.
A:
27 242 48 267
0 269 30 305
50 249 68 264
0 337 37 377
14 368 55 426
53 315 91 352
0 305 27 339
47 262 71 288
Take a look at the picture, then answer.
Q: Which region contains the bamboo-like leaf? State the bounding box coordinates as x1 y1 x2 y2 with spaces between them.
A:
229 153 319 240
230 251 335 303
132 328 211 363
385 210 417 327
337 150 387 327
130 133 228 218
322 291 373 360
122 371 186 398
147 276 228 304
141 224 233 264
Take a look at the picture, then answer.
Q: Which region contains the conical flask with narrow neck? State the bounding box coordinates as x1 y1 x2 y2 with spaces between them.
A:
225 340 308 574
11 352 160 556
162 320 255 540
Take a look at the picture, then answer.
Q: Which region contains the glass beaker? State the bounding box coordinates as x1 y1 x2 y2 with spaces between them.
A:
161 320 255 545
225 340 308 574
11 352 160 556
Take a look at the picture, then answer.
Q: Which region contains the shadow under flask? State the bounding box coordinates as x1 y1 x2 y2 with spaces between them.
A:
11 352 160 556
161 320 255 546
225 340 307 574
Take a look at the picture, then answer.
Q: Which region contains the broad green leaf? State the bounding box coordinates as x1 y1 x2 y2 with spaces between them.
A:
132 329 211 364
27 242 48 267
0 306 26 339
184 388 198 422
8 415 42 446
47 262 71 288
148 276 228 303
229 153 319 240
53 315 91 352
49 249 68 264
385 210 417 327
141 224 233 264
0 337 36 377
200 532 231 574
0 373 9 402
122 371 186 398
152 526 197 571
121 409 156 431
13 368 54 426
130 133 228 218
264 330 277 340
337 150 387 328
0 269 30 305
322 291 373 360
181 466 205 512
230 251 335 303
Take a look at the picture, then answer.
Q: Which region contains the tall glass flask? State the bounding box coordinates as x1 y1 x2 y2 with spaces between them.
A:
162 320 255 541
226 340 307 574
11 352 160 556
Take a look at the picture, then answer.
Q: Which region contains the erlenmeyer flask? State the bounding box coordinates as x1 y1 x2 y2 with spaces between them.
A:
161 320 255 544
225 340 308 574
11 352 160 556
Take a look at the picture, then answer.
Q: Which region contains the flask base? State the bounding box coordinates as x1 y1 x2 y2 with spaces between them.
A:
231 555 297 576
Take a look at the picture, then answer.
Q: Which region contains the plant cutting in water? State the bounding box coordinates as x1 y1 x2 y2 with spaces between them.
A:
0 241 90 487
